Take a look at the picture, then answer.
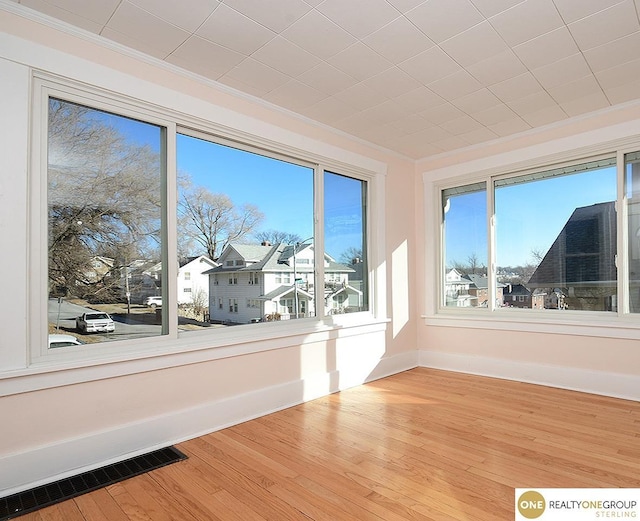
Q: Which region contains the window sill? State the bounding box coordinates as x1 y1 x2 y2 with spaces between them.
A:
1 315 389 397
422 308 640 340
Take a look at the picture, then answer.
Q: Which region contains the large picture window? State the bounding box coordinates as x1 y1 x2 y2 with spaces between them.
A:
440 156 626 314
37 83 373 359
47 98 166 346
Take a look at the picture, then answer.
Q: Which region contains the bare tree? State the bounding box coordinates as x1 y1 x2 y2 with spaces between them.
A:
47 99 162 300
339 247 363 265
179 185 264 260
254 229 302 245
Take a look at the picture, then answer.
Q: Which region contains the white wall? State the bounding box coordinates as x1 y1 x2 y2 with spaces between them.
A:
0 7 418 495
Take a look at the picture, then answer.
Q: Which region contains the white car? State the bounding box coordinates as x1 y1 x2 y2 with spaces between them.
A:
76 312 115 333
48 334 84 348
145 295 162 308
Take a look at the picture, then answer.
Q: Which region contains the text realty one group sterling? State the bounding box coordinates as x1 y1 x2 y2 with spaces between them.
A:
549 500 638 518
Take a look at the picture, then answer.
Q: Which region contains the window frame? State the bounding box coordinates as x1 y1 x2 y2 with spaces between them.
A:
22 72 385 379
430 144 640 338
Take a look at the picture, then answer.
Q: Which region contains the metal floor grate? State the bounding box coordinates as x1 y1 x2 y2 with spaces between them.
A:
0 446 187 520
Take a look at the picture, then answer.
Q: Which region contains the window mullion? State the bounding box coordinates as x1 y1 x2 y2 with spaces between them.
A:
488 177 497 311
165 122 178 337
314 166 325 319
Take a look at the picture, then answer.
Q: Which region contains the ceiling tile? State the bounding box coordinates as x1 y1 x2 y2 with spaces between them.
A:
327 42 393 81
531 53 592 90
334 83 389 111
316 0 400 39
281 10 357 60
429 70 483 100
552 0 625 24
595 57 640 90
440 21 510 67
490 0 564 46
362 67 423 98
584 31 640 72
385 0 428 13
602 78 640 105
459 126 500 144
363 16 434 63
419 103 465 125
568 0 640 50
466 50 528 86
360 100 417 125
470 0 525 18
451 88 502 113
20 0 104 32
167 36 246 80
512 27 579 70
520 105 568 126
470 103 519 125
394 87 446 112
559 91 611 116
398 46 462 85
547 75 604 103
222 0 312 32
488 116 531 136
299 97 360 124
196 4 275 55
434 135 471 151
263 80 328 110
507 91 558 115
24 0 120 25
390 114 434 134
440 114 485 135
101 27 167 59
297 62 358 95
106 2 190 56
250 36 321 77
405 0 484 44
128 0 219 32
218 58 290 94
489 72 543 102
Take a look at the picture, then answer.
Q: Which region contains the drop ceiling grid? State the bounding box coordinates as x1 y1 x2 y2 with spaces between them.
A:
10 0 640 159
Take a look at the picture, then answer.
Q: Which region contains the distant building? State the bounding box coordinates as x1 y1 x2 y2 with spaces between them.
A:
527 202 616 311
503 283 544 309
178 255 217 306
205 242 361 324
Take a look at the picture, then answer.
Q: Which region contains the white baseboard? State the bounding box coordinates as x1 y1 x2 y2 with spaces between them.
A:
418 350 640 402
0 351 416 497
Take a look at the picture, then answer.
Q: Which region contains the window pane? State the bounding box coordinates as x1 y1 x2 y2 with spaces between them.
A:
626 151 640 313
442 183 487 307
177 134 314 327
496 159 617 311
47 98 165 346
324 171 368 313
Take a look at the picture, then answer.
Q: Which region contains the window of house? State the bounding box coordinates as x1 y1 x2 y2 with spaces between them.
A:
440 156 623 314
626 151 640 313
46 97 167 347
31 77 377 369
442 182 487 308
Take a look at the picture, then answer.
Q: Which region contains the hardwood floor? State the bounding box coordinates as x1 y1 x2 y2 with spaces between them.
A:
18 368 640 520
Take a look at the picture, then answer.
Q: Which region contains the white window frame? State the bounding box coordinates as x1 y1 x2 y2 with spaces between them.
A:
15 71 387 391
428 142 640 339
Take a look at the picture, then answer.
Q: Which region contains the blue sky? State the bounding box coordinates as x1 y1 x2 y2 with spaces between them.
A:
445 166 617 268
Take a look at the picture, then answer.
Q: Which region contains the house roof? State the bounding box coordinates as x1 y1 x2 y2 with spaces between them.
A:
205 242 355 274
528 202 617 288
504 284 531 297
259 285 314 301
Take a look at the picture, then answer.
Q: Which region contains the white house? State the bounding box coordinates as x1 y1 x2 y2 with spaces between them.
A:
178 255 217 306
206 242 361 324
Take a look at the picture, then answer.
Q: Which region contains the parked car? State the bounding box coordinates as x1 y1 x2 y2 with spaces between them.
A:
48 334 84 348
76 312 115 333
145 295 162 308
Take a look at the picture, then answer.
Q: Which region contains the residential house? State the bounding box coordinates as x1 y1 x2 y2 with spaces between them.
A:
503 283 545 309
178 255 217 306
206 242 359 324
